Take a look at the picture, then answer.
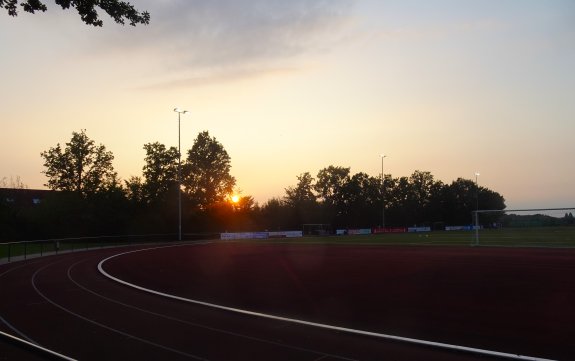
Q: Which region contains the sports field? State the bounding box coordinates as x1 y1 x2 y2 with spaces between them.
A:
2 226 574 262
264 226 575 247
0 227 575 262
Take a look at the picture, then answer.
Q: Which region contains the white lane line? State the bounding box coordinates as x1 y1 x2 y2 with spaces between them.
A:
67 258 356 361
98 244 556 361
0 316 39 345
0 329 77 361
0 260 44 345
31 260 209 360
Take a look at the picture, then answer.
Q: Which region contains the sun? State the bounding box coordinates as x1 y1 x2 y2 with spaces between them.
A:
231 195 240 203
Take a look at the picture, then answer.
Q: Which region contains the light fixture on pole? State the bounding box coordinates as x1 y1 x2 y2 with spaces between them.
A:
174 107 188 241
474 172 480 210
381 154 387 229
475 172 480 211
474 171 480 245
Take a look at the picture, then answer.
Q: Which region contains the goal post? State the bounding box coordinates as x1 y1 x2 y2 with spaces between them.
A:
472 208 575 247
302 224 332 236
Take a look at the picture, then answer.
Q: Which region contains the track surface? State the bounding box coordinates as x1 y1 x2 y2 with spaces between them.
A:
1 242 574 360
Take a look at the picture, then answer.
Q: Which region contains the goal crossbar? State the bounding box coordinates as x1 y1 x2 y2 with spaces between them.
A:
473 208 575 214
472 207 575 247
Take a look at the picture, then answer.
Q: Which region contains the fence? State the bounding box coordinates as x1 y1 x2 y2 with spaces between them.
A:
0 233 219 263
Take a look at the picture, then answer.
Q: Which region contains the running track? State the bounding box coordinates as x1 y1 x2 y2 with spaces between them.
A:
1 241 573 360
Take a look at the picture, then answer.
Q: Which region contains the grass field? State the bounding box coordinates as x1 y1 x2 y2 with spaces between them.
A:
2 226 574 261
271 226 575 248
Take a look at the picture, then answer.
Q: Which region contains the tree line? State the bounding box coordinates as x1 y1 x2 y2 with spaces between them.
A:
1 130 506 240
269 167 506 231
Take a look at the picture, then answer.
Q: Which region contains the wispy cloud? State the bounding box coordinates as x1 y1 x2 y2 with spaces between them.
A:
140 65 302 90
97 0 356 86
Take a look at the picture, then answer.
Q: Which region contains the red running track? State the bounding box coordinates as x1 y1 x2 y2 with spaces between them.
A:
1 241 574 360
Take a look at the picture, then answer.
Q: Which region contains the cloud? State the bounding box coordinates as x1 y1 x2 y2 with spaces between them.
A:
97 0 356 85
139 65 302 90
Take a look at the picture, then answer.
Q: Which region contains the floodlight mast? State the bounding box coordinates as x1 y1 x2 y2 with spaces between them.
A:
174 108 188 241
381 154 387 229
474 172 480 245
475 172 480 211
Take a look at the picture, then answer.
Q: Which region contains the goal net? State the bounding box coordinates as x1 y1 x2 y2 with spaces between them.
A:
302 224 332 236
472 208 575 247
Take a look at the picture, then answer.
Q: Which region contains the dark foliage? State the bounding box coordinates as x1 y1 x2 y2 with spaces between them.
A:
1 0 149 26
1 128 514 240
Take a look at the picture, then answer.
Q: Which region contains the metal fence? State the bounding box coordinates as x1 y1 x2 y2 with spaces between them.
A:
0 233 219 263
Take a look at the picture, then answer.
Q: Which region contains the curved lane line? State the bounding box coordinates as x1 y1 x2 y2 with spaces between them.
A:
67 257 356 361
0 316 39 345
0 329 76 361
0 261 44 345
98 244 556 361
31 259 209 360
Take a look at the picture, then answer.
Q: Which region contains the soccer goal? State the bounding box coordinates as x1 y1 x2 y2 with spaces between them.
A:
472 208 575 247
302 224 332 236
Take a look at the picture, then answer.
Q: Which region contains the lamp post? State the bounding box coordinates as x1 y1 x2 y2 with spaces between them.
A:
174 107 188 241
381 154 387 229
475 172 480 211
474 172 480 245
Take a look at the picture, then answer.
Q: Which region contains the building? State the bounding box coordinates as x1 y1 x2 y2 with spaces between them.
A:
0 188 54 207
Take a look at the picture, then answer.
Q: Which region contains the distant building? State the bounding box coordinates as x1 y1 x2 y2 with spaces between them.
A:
0 188 54 207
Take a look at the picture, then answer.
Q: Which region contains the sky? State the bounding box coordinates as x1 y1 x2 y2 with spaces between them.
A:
1 0 574 210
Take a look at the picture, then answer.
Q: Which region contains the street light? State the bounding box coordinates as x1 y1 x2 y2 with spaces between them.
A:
381 154 387 230
174 107 188 241
474 172 480 211
474 172 480 244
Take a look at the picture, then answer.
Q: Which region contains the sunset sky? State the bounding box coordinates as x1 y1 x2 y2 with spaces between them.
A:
1 0 574 209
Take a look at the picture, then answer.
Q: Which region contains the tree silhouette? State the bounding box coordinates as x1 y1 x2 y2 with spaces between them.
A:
1 0 149 26
284 172 318 226
141 142 179 203
182 131 235 210
41 130 117 197
285 172 316 207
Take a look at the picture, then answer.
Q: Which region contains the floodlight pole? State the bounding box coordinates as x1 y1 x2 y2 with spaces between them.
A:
381 154 387 229
475 172 480 212
474 172 480 245
174 108 188 241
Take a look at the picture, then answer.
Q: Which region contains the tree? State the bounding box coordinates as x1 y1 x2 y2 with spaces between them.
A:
233 195 256 213
408 171 436 207
182 131 236 210
313 166 351 227
124 175 144 203
141 142 179 203
1 0 150 26
284 172 316 207
407 170 443 225
379 173 396 224
342 172 380 227
441 178 504 226
442 178 477 225
0 175 27 189
258 197 291 231
314 166 350 207
41 130 117 197
284 172 318 226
